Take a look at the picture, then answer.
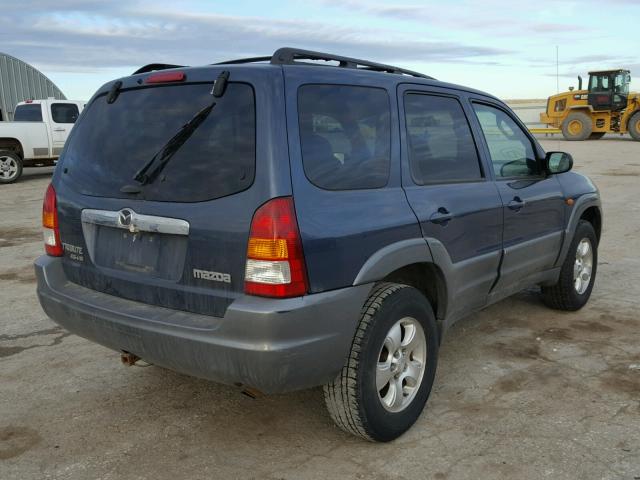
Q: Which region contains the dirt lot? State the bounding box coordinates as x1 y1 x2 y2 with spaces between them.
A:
1 137 639 480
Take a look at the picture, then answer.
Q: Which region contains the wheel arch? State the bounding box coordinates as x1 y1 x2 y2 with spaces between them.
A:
556 193 602 267
0 138 24 158
352 238 448 328
381 263 447 327
579 206 602 244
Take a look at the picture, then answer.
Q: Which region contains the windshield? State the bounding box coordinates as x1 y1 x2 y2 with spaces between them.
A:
61 82 255 203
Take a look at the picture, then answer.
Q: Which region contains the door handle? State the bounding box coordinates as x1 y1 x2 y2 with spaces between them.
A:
508 196 525 211
53 128 66 132
430 207 452 225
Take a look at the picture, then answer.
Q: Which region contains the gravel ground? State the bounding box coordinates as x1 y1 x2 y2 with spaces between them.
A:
1 137 639 480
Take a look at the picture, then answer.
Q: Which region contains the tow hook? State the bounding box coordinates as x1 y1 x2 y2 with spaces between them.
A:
120 351 141 366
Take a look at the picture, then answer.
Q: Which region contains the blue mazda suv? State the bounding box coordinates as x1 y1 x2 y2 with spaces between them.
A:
35 48 602 441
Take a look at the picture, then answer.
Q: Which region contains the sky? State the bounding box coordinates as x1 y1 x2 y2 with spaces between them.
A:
1 0 639 101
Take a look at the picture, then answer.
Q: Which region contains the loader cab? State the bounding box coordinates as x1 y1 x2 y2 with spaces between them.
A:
587 69 630 111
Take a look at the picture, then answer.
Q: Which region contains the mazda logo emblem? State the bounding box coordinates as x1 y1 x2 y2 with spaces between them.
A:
118 209 133 227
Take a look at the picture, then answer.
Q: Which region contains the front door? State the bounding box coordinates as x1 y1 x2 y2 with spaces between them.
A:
50 103 80 155
470 101 565 298
399 87 503 321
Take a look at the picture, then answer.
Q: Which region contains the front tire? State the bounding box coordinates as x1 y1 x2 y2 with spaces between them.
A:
561 112 592 141
541 220 598 310
628 111 640 141
0 151 23 184
324 283 439 442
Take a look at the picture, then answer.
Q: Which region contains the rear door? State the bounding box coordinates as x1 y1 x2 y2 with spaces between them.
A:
55 67 290 318
469 100 565 297
398 85 503 320
49 102 80 155
284 69 422 293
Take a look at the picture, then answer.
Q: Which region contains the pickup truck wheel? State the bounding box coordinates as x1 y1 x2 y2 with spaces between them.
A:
324 283 439 442
628 112 640 141
561 112 592 141
541 220 598 311
0 151 23 184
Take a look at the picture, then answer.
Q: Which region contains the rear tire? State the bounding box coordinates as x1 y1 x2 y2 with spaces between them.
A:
561 112 592 141
628 111 640 141
0 151 22 184
324 283 439 442
589 132 605 140
541 220 597 311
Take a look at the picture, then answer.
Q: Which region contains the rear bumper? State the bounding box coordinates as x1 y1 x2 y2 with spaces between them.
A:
35 256 372 393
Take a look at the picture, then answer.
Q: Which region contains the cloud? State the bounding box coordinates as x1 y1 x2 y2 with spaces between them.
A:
319 0 583 35
0 1 514 74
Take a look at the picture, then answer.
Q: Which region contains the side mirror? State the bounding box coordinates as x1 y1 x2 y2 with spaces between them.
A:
545 151 573 174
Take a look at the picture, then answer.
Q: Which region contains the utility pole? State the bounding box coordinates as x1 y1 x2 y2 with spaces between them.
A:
556 45 559 94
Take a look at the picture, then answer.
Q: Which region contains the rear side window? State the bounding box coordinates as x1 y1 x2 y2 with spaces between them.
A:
62 83 255 203
51 103 80 124
14 104 42 122
298 85 390 190
404 94 482 184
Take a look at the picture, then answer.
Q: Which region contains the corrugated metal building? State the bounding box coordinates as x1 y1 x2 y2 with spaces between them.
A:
0 52 66 121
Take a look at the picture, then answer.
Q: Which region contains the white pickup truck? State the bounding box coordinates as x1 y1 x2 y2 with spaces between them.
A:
0 98 85 183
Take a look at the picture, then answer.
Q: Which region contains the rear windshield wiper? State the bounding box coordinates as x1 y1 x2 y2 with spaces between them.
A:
121 71 229 192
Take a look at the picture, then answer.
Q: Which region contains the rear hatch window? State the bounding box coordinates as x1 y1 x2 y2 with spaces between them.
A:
61 82 255 203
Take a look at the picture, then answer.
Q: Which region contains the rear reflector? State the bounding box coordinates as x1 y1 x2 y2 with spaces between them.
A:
145 71 186 84
42 183 63 256
244 197 308 298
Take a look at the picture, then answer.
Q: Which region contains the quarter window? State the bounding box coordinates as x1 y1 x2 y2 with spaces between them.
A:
404 94 482 184
473 103 539 178
298 85 390 190
51 103 80 124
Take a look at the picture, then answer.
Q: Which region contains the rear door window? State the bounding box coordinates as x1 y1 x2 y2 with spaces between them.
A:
14 104 43 122
51 103 80 124
404 93 482 184
61 83 256 203
298 85 390 190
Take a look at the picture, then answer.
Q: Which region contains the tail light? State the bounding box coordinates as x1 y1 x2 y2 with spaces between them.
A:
244 197 309 298
42 183 63 256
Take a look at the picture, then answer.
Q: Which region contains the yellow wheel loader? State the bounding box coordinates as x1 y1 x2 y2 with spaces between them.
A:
540 69 640 141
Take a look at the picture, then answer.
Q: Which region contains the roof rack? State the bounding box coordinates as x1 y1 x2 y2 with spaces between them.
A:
133 48 433 79
215 47 433 79
132 63 186 75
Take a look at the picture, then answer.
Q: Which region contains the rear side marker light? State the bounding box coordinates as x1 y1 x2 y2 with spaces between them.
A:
42 183 63 256
244 197 309 298
145 71 186 84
